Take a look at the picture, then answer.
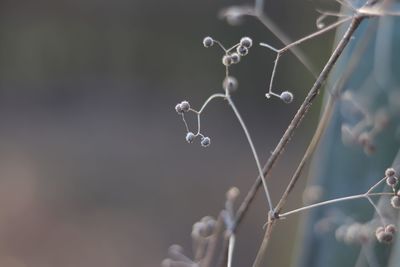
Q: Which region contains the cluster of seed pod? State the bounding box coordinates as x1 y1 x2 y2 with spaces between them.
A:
375 224 397 244
386 168 400 209
372 168 399 244
161 216 217 267
174 100 211 148
203 36 253 67
340 93 391 155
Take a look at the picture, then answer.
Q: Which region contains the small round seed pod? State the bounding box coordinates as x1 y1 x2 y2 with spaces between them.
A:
175 103 183 114
226 187 240 201
386 176 398 187
280 91 294 104
376 230 394 244
223 76 238 93
161 258 172 267
391 195 400 209
385 224 397 234
236 45 248 56
230 53 241 64
222 55 233 66
180 101 190 112
203 36 214 48
240 37 253 48
168 244 184 255
191 221 204 238
386 168 396 178
200 216 216 236
200 136 211 147
185 132 195 143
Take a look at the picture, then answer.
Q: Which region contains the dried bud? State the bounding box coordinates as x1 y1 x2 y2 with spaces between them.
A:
240 37 253 48
236 45 248 56
230 53 241 64
226 187 240 201
186 132 195 143
161 259 172 267
280 91 294 104
386 176 398 187
386 168 396 178
376 230 394 244
175 103 183 114
168 244 184 255
203 36 214 48
180 101 190 112
385 224 397 234
200 136 211 147
391 195 400 209
222 55 233 66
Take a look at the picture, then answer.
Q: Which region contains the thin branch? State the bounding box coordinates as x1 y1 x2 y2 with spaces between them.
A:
227 234 236 267
227 96 274 212
279 192 393 218
279 16 352 53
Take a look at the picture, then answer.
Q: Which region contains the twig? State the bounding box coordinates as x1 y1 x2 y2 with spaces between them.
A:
279 192 393 218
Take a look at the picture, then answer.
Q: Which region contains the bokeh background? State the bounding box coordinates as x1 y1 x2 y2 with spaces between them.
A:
0 0 338 266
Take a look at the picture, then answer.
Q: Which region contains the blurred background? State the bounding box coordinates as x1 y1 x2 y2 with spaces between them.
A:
0 0 337 266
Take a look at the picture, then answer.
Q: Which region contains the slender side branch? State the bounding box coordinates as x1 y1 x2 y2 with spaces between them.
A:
279 17 352 53
227 96 274 212
280 192 393 218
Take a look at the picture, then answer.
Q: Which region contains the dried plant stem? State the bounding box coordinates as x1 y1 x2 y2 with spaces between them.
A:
251 15 364 267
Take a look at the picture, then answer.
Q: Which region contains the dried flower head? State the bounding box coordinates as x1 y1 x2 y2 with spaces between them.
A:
280 91 294 104
236 45 248 56
203 36 214 48
376 229 394 244
391 195 400 209
226 187 240 201
175 103 183 114
385 168 396 178
200 136 211 147
240 37 253 48
230 52 241 64
180 101 190 112
386 176 398 187
385 224 397 234
222 55 233 66
186 132 196 143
